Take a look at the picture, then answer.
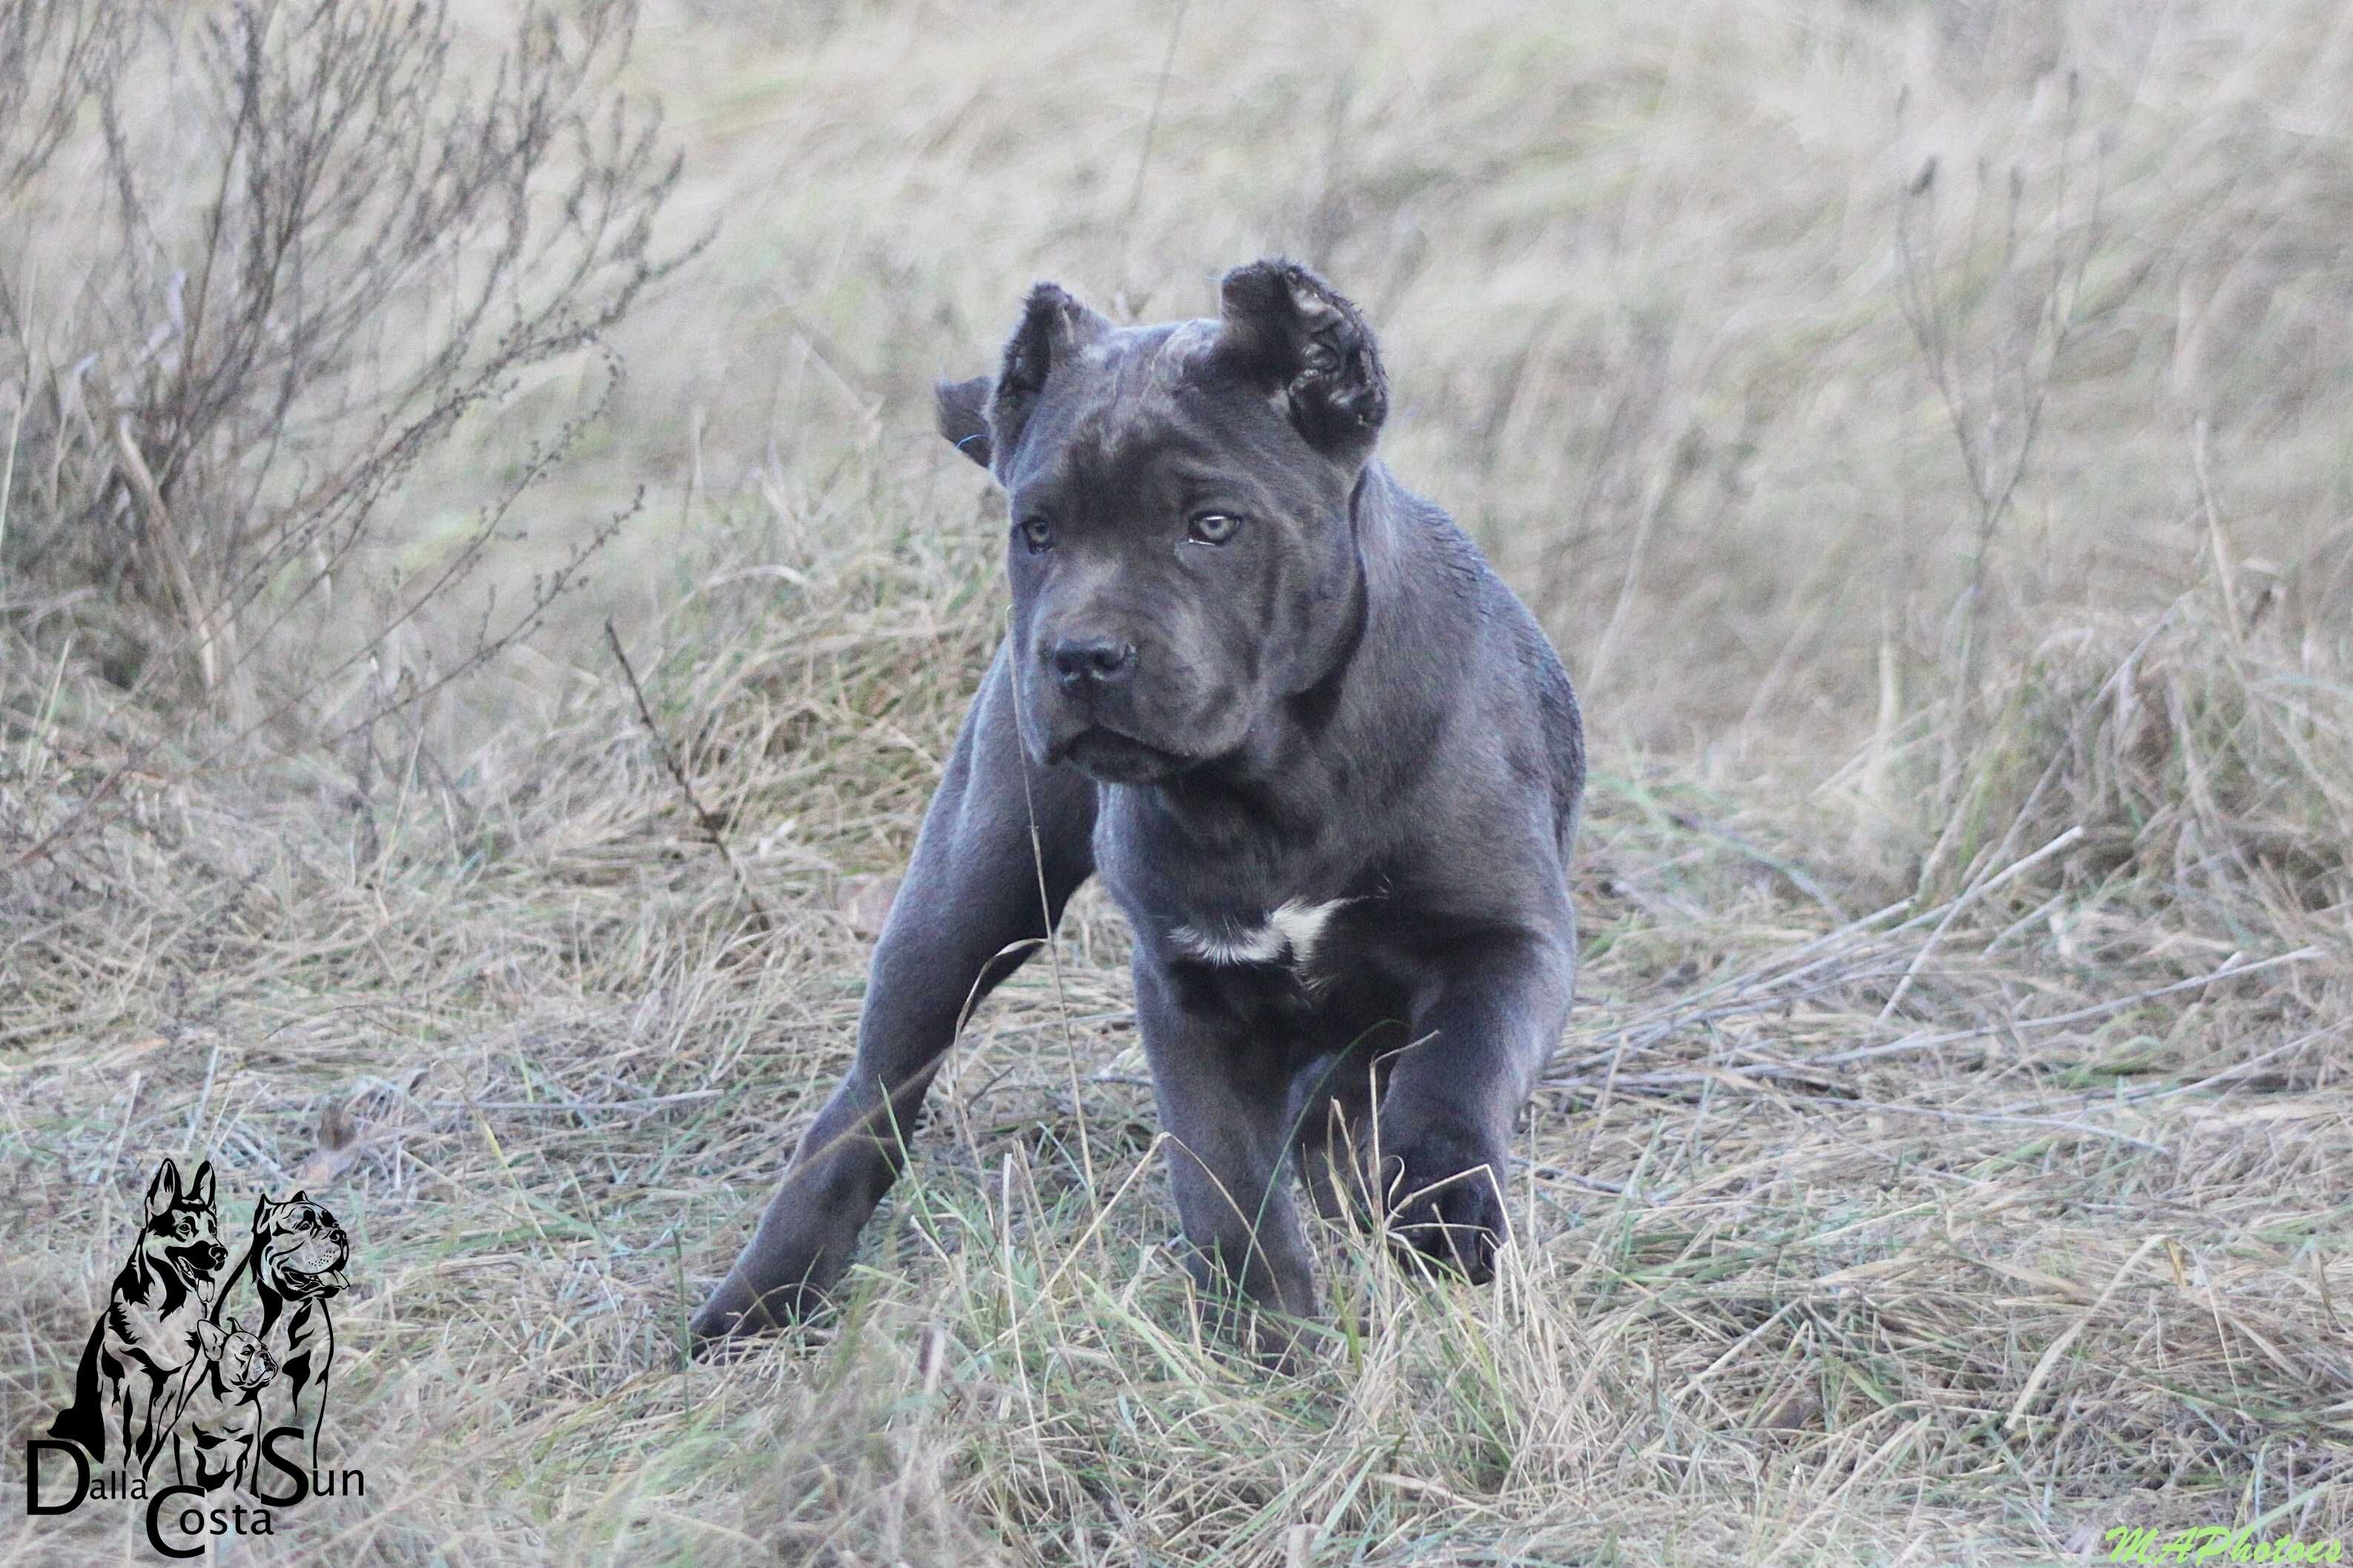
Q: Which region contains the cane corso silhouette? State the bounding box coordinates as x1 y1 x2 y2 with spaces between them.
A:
212 1189 351 1481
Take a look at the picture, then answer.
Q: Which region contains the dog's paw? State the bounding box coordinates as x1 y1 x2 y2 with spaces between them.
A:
687 1274 828 1359
1379 1128 1510 1285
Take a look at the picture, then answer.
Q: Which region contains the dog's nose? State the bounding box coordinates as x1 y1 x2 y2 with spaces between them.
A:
1048 635 1137 691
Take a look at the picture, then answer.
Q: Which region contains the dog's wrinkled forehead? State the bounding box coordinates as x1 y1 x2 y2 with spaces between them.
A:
1012 322 1308 505
266 1198 339 1234
1095 318 1221 394
1019 320 1227 477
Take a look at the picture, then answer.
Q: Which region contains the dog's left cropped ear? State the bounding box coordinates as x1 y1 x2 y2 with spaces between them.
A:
935 374 994 469
1211 259 1388 461
188 1161 215 1210
988 282 1112 469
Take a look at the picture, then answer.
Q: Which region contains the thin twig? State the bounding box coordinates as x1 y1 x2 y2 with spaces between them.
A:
1119 0 1189 271
604 618 773 932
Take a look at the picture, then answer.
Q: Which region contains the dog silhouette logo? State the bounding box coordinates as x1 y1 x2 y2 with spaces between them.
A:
27 1158 366 1555
217 1190 352 1485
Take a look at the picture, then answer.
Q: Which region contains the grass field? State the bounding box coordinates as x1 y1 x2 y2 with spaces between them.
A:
5 0 2352 1563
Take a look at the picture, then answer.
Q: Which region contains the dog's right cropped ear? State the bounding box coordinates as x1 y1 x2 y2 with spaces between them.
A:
148 1159 183 1217
197 1320 226 1357
987 282 1112 469
252 1194 276 1231
1211 258 1388 462
934 374 994 469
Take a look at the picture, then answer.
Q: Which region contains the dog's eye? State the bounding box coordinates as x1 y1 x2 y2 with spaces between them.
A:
1187 512 1242 546
1017 516 1053 553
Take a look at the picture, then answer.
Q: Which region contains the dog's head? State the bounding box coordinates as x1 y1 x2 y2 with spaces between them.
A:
141 1158 228 1298
937 259 1387 785
250 1191 350 1303
196 1317 277 1395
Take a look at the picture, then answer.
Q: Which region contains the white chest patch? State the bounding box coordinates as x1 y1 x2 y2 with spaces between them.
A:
1171 898 1350 971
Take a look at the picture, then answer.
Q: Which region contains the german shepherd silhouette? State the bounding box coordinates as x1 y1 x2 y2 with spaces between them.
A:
47 1159 231 1472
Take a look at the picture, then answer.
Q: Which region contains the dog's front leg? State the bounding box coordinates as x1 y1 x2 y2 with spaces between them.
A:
1378 924 1575 1283
692 645 1095 1349
1134 957 1319 1363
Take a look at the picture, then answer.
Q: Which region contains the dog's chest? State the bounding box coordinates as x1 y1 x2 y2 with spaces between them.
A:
1168 897 1351 976
1153 889 1425 1045
1095 796 1413 1008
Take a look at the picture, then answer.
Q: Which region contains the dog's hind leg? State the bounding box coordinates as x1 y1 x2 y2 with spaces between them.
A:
691 642 1096 1350
46 1319 110 1461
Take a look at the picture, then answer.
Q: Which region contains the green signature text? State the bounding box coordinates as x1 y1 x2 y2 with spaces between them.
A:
2107 1526 2346 1564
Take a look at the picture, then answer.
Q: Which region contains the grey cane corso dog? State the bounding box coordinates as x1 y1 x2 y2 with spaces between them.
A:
693 259 1583 1358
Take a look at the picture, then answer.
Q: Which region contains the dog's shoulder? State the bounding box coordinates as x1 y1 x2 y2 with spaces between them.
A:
1373 468 1584 822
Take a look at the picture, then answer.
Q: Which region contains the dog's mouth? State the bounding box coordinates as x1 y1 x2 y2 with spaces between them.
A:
172 1243 228 1285
271 1262 351 1298
1053 727 1189 784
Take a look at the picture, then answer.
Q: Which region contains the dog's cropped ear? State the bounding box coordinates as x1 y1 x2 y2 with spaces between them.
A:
188 1161 215 1210
148 1159 183 1217
1210 259 1388 461
988 282 1112 469
197 1320 226 1357
935 374 994 469
252 1194 276 1231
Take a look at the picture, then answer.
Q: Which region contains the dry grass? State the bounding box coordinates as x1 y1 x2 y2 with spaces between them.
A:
5 0 2353 1563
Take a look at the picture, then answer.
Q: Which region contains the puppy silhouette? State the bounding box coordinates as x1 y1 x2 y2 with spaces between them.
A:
162 1317 277 1492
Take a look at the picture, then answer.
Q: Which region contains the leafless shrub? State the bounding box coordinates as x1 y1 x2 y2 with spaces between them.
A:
0 0 696 748
0 2 137 196
1889 85 2112 898
1895 90 2101 708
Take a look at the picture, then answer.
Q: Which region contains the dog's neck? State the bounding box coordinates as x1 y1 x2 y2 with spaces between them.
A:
1284 466 1376 707
244 1263 323 1346
126 1246 194 1316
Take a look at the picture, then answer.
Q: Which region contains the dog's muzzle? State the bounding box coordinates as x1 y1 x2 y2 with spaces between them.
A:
1031 634 1193 784
176 1242 228 1277
1048 634 1137 693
